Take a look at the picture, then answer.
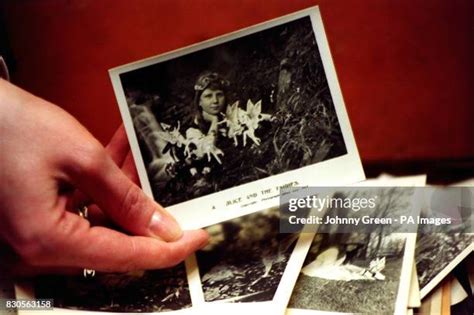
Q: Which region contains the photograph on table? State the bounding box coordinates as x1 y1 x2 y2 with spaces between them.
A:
15 263 195 314
286 187 418 315
109 6 364 229
287 232 416 315
416 185 474 299
416 233 474 299
187 207 314 314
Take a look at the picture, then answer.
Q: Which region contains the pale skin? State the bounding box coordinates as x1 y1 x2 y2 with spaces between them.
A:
199 88 225 135
0 79 209 276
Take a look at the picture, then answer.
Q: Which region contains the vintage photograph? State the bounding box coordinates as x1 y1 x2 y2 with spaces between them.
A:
287 232 411 314
194 207 299 304
110 7 364 229
416 186 474 299
32 263 192 313
416 233 474 299
286 187 417 314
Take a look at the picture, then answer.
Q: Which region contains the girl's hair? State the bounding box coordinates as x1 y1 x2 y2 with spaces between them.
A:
192 71 230 126
193 71 229 107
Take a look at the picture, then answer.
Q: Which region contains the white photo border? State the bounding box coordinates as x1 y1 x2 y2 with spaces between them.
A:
185 229 315 315
285 175 427 315
187 176 427 314
109 6 365 230
419 238 474 299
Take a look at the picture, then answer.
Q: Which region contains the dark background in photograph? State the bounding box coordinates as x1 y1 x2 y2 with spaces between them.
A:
34 264 191 312
289 233 406 313
196 208 298 302
120 16 347 206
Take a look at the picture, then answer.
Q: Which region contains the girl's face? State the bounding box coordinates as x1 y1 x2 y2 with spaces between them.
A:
199 88 225 115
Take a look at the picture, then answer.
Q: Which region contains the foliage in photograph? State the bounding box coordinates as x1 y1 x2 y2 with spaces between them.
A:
120 17 347 206
416 232 474 289
196 208 298 302
34 264 191 312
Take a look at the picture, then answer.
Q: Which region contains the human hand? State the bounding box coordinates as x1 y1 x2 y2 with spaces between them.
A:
0 79 208 276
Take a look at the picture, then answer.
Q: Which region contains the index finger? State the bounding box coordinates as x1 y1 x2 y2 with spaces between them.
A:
25 211 208 272
105 124 130 167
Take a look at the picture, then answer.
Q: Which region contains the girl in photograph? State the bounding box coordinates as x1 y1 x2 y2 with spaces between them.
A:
191 71 230 139
177 71 233 189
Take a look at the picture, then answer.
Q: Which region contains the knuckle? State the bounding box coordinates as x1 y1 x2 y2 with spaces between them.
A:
161 247 185 268
119 185 151 227
69 142 107 177
165 256 183 268
118 239 139 272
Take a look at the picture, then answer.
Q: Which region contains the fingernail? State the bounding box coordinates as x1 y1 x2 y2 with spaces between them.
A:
148 211 183 241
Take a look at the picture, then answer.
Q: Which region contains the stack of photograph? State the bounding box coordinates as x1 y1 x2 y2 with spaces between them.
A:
14 6 473 315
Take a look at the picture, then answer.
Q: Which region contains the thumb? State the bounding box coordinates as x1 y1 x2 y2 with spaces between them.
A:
64 142 182 242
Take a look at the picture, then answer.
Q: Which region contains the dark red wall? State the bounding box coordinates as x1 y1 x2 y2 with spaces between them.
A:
2 0 473 163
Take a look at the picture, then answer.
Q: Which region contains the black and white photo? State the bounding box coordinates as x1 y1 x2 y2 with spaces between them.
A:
416 233 474 299
286 186 418 314
184 206 314 314
415 185 474 299
28 263 192 313
196 208 297 303
288 233 411 314
110 7 365 229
